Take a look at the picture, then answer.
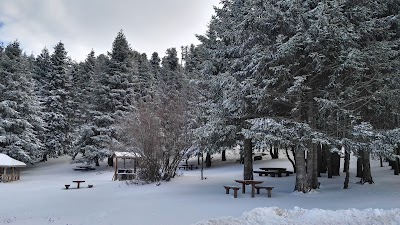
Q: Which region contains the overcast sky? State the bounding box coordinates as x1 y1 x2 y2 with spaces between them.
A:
0 0 219 62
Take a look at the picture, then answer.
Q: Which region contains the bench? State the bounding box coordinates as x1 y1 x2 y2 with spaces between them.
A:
223 186 241 198
254 186 274 197
285 171 294 176
178 165 198 170
88 184 94 188
65 184 70 189
253 170 282 177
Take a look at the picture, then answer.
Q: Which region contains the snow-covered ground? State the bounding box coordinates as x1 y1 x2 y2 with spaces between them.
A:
1 151 399 225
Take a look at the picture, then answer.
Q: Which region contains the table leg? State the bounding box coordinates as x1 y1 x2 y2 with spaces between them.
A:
241 183 246 193
77 182 80 188
251 184 255 197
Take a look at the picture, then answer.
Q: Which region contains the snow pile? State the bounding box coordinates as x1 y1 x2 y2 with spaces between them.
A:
194 207 400 225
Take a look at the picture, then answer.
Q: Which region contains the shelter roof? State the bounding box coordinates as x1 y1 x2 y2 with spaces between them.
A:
0 153 27 167
113 151 141 159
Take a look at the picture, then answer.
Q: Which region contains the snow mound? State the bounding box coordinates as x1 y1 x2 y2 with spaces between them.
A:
193 207 400 225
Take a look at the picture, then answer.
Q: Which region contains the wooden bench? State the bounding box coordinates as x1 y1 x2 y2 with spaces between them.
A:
65 184 70 189
255 186 274 197
285 171 294 176
178 165 198 170
253 170 282 177
223 186 241 198
253 171 270 176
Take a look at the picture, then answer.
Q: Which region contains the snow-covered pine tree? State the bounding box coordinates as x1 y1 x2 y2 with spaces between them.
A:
135 52 154 103
0 41 43 163
70 50 96 128
41 41 73 160
197 0 399 190
74 30 138 165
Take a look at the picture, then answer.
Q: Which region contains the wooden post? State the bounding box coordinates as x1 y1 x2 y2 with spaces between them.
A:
114 157 118 181
4 167 7 182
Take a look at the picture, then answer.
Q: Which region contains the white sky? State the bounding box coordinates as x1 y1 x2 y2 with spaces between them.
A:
0 0 220 61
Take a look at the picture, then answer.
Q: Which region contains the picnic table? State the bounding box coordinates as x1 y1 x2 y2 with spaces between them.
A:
73 165 95 171
259 167 287 172
72 180 85 188
178 164 198 170
234 180 263 197
255 168 293 177
117 169 135 180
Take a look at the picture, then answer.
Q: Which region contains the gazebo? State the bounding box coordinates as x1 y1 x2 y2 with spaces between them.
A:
0 153 26 182
112 151 141 181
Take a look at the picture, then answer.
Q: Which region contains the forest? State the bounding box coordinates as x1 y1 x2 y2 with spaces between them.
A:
0 0 399 193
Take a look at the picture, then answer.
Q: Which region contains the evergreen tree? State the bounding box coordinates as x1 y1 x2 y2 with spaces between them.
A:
161 48 179 71
0 41 43 163
75 30 138 165
198 0 400 190
150 52 161 69
41 41 73 160
136 52 154 102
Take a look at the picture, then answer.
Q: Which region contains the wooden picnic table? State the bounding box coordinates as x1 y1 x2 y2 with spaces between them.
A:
72 180 85 188
259 167 287 171
116 169 135 180
73 165 95 171
257 168 293 177
178 164 198 170
234 180 263 197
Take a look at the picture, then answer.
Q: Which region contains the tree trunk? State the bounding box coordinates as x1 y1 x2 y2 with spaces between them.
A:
107 157 113 167
243 138 253 180
221 150 226 161
343 150 350 189
317 145 322 177
294 146 308 193
286 146 296 172
388 158 394 169
42 153 48 162
393 160 399 175
395 147 400 175
205 153 211 167
332 152 340 176
95 157 100 166
306 143 319 190
360 149 373 184
273 144 279 159
269 145 273 158
324 145 332 178
269 144 278 159
356 153 363 178
320 147 327 173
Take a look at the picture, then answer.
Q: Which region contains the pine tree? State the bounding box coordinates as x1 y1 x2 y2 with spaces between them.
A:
75 30 138 165
41 41 73 160
0 41 43 163
197 0 399 190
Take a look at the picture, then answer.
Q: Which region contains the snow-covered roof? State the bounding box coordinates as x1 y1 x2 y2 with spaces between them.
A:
113 151 141 159
0 153 26 167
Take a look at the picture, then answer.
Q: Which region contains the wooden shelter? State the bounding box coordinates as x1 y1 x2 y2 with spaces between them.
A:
0 153 26 182
112 151 141 181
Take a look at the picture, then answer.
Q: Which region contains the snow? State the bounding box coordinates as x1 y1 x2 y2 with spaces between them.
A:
0 151 399 225
0 153 26 167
